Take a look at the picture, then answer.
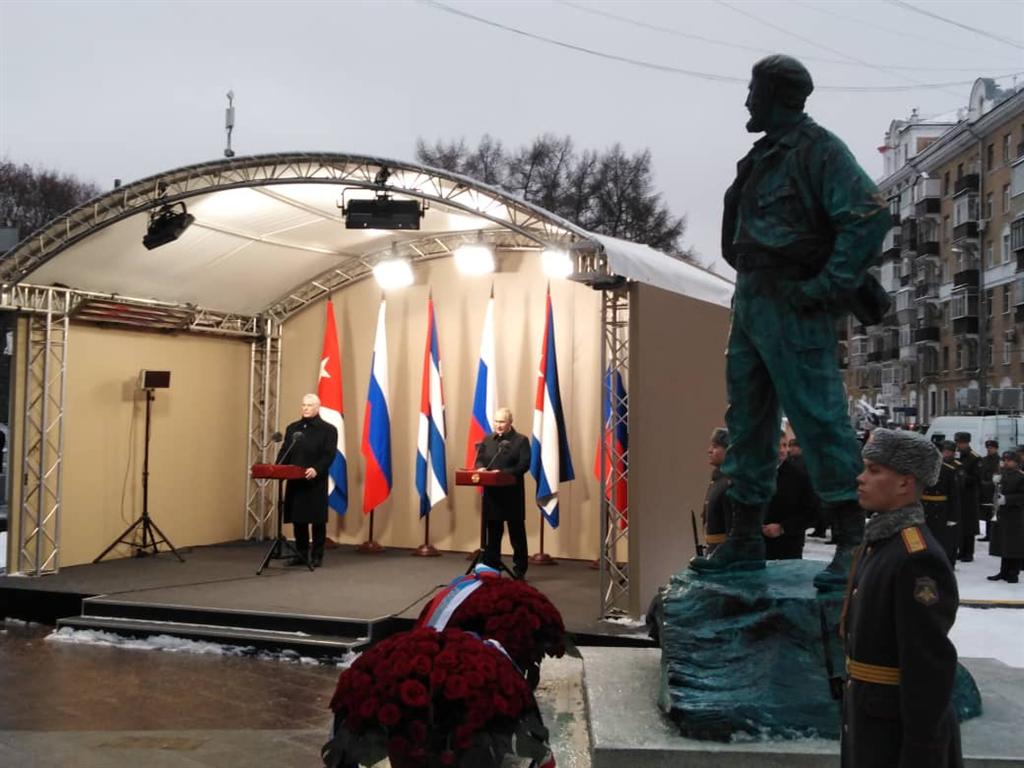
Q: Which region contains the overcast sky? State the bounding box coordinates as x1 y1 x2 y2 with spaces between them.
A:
1 0 1022 274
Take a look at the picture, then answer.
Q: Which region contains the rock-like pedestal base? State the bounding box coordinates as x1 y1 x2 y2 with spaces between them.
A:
658 560 981 741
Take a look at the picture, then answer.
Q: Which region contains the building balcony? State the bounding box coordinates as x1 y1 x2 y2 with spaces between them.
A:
918 239 939 257
900 344 918 361
884 347 900 361
883 245 902 262
915 283 940 302
953 269 979 288
953 221 979 241
890 212 901 228
899 273 912 287
954 173 979 196
915 197 941 217
850 353 867 368
1016 305 1024 324
953 316 979 336
867 350 883 363
914 326 941 344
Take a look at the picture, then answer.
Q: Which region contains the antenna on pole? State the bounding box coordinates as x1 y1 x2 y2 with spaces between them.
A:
224 90 236 158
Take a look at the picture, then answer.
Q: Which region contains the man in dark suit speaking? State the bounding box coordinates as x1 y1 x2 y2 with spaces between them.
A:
476 406 532 579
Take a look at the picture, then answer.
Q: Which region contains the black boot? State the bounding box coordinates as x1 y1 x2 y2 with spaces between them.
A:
287 548 310 567
689 502 766 573
814 500 864 591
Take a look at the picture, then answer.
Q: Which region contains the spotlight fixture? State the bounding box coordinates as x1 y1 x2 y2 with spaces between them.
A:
372 245 415 290
453 233 495 275
143 202 195 250
541 248 573 279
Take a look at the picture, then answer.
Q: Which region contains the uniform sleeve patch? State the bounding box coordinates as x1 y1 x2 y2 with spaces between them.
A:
901 526 926 553
914 577 939 606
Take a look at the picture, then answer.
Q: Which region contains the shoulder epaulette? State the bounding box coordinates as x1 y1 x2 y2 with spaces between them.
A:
901 526 927 554
942 462 956 470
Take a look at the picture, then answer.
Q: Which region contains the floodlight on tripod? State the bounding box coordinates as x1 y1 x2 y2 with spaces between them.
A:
143 202 195 250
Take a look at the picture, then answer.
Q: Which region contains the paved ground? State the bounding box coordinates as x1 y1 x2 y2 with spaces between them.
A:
0 620 591 767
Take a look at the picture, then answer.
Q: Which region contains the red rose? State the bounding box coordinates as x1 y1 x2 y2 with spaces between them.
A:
430 667 447 687
453 724 475 750
357 697 380 719
400 679 430 708
444 675 469 700
411 654 432 677
378 703 401 727
406 720 428 745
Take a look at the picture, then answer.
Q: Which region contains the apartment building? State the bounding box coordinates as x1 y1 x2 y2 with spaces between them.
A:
844 78 1024 425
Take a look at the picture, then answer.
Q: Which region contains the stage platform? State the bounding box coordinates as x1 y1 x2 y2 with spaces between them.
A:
0 540 651 656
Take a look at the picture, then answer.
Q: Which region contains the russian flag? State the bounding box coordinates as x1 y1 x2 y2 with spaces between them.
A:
530 290 575 528
415 296 448 517
594 367 628 527
317 299 348 515
465 290 497 468
361 300 392 513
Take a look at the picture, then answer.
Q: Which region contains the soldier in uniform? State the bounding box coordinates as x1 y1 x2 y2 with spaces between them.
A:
978 439 1000 542
922 441 961 566
703 428 733 555
988 451 1024 584
841 428 962 768
690 54 890 589
953 432 980 562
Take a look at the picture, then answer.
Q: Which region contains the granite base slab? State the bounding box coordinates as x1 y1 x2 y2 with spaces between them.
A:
582 648 1024 768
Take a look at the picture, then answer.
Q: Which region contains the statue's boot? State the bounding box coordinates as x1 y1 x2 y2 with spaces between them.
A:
689 502 766 572
813 499 865 591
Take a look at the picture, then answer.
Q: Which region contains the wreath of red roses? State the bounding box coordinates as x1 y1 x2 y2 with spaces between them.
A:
326 627 549 768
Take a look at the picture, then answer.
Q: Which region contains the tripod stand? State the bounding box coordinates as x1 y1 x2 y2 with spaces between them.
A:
256 477 313 574
465 517 517 579
95 389 183 563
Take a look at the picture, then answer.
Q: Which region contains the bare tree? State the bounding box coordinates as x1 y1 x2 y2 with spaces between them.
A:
0 159 100 240
415 134 695 262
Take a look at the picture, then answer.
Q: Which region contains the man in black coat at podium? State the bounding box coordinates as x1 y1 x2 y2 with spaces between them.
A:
278 393 338 568
476 406 532 579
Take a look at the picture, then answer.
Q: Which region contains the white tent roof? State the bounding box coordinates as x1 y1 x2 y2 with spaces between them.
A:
2 153 733 321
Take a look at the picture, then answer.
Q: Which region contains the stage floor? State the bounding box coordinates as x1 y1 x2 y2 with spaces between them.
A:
0 540 648 643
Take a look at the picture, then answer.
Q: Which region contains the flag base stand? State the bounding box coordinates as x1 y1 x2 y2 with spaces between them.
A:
412 544 441 557
324 537 341 549
529 552 558 566
356 510 385 554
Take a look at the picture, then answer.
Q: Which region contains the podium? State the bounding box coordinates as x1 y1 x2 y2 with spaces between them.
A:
455 468 515 487
456 468 517 578
251 463 313 573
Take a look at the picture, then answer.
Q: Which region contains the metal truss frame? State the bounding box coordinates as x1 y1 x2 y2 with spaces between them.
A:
16 288 71 575
597 288 630 617
244 317 282 540
0 153 589 287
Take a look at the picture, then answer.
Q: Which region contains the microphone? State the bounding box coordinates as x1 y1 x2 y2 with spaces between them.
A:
278 431 304 464
485 440 507 470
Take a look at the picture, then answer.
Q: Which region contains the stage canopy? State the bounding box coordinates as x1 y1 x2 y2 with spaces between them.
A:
0 153 732 331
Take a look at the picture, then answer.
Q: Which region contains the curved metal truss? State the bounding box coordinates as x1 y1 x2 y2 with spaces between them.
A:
0 152 590 288
245 317 282 540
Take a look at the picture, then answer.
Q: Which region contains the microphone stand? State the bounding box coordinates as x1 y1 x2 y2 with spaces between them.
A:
257 433 313 574
466 439 516 579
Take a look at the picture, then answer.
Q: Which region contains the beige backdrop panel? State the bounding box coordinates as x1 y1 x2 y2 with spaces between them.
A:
628 281 730 614
280 251 604 561
54 325 249 566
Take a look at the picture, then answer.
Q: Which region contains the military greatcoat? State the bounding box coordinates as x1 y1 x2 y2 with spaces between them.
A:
841 514 962 768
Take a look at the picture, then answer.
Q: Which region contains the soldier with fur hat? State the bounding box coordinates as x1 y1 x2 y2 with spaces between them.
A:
953 432 980 562
841 428 962 767
922 441 961 565
703 428 733 555
989 451 1024 583
979 439 1001 541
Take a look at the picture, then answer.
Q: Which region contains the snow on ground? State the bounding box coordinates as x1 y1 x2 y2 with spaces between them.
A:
805 533 1023 668
43 626 358 668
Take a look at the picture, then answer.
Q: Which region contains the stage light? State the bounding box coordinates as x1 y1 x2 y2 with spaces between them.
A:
453 242 495 275
345 197 423 230
373 249 414 290
143 202 194 250
541 248 573 279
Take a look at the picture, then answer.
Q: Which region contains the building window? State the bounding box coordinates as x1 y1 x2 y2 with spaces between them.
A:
988 287 995 316
957 163 964 180
1005 231 1013 264
1004 284 1012 314
988 341 994 367
1005 184 1012 214
1005 338 1013 366
987 143 995 171
1005 134 1013 163
943 215 951 242
943 345 950 370
944 171 950 197
943 389 949 414
985 192 993 220
986 241 994 268
956 342 963 369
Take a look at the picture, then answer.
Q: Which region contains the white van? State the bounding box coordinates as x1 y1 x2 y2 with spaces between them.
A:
925 415 1024 452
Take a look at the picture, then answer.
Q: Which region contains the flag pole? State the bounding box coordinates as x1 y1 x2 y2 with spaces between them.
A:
357 509 384 553
413 511 440 557
530 511 556 565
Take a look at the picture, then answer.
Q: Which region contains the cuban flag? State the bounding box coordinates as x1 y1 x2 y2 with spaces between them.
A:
415 296 448 517
594 367 628 527
361 300 392 513
530 290 575 528
465 290 497 468
317 299 348 515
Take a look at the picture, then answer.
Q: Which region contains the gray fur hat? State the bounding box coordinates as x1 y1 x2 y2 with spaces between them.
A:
710 427 729 448
862 428 941 487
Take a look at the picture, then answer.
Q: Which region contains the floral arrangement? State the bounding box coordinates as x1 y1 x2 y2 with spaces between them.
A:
324 627 550 768
420 576 567 689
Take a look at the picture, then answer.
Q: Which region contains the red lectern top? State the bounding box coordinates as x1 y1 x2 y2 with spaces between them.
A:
251 463 307 480
455 468 516 487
